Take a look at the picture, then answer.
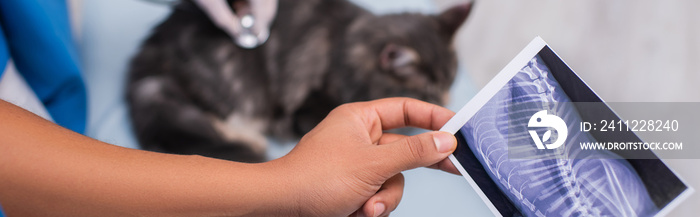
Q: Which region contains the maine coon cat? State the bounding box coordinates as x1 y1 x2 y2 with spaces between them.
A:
127 0 472 162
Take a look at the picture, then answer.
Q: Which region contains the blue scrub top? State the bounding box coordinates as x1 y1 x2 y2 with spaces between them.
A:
0 0 87 133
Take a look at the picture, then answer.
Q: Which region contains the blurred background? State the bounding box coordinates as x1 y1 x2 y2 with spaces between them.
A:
68 0 698 216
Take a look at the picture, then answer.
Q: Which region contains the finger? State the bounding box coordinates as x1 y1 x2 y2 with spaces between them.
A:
377 133 406 145
382 133 460 175
194 0 242 33
376 131 457 175
360 97 455 131
427 158 461 175
361 173 405 217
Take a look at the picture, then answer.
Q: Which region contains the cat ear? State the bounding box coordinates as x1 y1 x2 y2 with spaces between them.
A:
437 2 473 38
380 43 420 71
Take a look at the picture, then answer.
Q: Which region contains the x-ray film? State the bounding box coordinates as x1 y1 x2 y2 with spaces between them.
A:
440 37 693 217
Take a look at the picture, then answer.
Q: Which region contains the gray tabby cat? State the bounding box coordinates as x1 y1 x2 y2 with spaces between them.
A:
127 0 471 162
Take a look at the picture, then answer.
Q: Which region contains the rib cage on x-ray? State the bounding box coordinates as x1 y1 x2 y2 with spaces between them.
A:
459 55 658 216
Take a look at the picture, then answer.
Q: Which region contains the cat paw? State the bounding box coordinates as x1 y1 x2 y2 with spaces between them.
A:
211 113 269 155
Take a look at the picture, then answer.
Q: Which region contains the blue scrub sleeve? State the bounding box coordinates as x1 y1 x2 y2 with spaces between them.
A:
0 0 87 133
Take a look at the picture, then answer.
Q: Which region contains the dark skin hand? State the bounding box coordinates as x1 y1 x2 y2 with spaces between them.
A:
272 97 459 216
0 98 458 216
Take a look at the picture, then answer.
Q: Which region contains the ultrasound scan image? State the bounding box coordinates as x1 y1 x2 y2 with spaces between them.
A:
455 55 659 216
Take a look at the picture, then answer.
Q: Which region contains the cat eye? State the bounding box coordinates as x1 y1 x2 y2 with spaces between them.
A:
380 44 420 71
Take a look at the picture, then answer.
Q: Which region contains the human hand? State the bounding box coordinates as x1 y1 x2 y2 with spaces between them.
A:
270 98 458 217
0 98 454 217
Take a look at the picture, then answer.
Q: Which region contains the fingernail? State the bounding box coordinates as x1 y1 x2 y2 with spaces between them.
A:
433 132 456 153
373 202 386 217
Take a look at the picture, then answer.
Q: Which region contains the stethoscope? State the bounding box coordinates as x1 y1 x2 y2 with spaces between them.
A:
193 0 277 49
235 14 269 49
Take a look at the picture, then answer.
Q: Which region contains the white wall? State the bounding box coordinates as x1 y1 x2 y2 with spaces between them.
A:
438 0 700 102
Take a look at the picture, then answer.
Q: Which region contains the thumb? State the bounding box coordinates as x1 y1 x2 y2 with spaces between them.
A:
377 131 457 175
